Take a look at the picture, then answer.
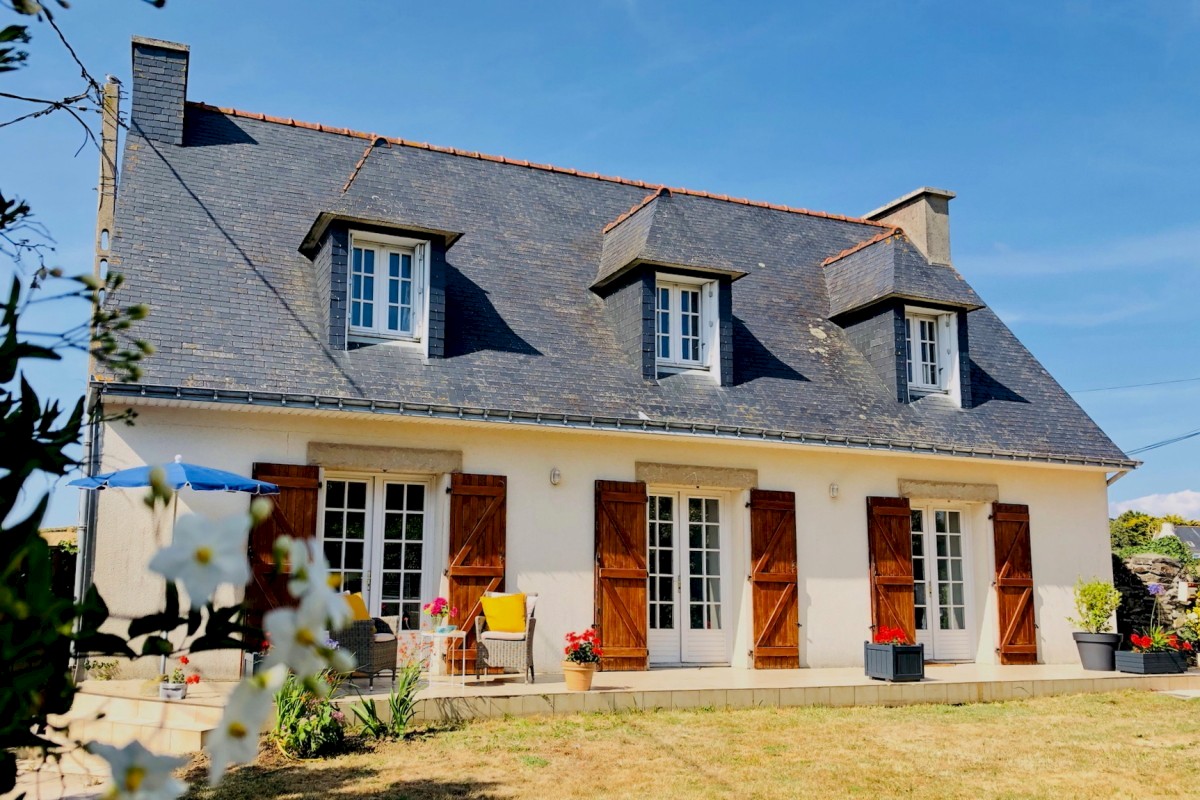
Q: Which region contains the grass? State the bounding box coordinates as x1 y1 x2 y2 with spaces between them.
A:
185 691 1200 800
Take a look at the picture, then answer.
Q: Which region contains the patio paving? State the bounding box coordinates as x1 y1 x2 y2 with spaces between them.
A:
341 663 1200 723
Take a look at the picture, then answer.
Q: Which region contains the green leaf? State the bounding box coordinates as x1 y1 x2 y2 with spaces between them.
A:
75 632 135 658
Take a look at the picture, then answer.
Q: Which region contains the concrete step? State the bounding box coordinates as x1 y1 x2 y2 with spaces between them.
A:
46 684 228 774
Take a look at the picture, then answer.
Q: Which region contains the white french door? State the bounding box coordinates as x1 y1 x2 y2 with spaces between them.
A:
911 507 972 661
647 491 730 665
321 476 433 632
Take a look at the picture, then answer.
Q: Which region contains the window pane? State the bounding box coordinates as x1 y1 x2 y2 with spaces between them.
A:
405 515 423 540
407 484 425 511
385 483 405 511
324 511 343 539
404 543 422 570
382 572 401 599
402 572 421 600
382 544 402 569
344 542 363 570
347 481 367 508
384 515 403 540
345 512 366 539
326 480 345 508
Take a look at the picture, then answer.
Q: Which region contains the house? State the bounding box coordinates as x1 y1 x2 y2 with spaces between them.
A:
80 37 1136 680
1157 523 1200 559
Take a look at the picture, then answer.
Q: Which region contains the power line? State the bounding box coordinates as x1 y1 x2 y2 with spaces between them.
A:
1127 426 1200 456
1071 375 1200 394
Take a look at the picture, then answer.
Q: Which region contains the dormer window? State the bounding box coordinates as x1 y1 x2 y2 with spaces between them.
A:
655 275 717 373
349 231 430 343
905 306 961 401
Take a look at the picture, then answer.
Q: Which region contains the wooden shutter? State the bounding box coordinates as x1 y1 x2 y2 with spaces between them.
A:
594 479 648 671
750 489 799 669
446 472 506 671
247 463 321 627
993 502 1037 664
866 496 915 644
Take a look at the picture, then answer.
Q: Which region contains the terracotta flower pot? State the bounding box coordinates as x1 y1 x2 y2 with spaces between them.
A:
562 660 598 691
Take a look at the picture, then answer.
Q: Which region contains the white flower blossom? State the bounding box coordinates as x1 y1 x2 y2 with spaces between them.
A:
206 665 287 785
285 537 351 628
262 593 354 679
89 741 187 800
148 512 251 609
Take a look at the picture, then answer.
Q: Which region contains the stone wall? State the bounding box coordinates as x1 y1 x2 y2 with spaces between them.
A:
1113 553 1195 635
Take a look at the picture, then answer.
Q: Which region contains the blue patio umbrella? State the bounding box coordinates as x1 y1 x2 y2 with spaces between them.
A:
70 455 280 495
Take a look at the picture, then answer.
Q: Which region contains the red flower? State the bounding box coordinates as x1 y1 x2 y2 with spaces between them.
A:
593 648 603 657
185 674 201 685
179 656 189 666
1184 642 1195 652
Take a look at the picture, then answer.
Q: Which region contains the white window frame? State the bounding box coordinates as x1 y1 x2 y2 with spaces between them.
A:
317 472 443 632
655 273 720 378
348 231 430 346
904 305 961 404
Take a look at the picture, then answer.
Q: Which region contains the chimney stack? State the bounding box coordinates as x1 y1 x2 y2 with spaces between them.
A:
130 36 189 146
866 187 955 266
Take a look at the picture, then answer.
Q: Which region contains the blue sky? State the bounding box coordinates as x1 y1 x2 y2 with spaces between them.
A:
4 1 1199 527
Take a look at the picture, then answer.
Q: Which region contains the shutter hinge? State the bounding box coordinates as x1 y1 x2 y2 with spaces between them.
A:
446 486 453 494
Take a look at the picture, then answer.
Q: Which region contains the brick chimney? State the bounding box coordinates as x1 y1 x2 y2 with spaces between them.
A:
130 36 189 146
865 187 955 266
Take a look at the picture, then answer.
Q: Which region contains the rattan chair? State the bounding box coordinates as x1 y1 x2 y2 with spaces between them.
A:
330 616 399 689
474 592 538 683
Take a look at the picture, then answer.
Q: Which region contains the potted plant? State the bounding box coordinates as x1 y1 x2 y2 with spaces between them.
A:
422 596 458 633
1067 577 1122 671
1116 583 1193 675
562 628 602 691
158 656 200 700
864 626 924 682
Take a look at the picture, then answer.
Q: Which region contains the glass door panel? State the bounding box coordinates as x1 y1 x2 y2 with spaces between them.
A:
322 479 369 594
687 498 722 631
647 495 680 664
378 482 425 631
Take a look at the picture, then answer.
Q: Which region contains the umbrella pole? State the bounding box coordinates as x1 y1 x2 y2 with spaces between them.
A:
161 493 179 678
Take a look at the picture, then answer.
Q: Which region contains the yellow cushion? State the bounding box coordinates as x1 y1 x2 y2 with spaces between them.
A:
481 593 526 634
345 592 370 621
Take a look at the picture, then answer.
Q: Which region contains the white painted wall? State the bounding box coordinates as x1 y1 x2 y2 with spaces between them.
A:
90 403 1114 679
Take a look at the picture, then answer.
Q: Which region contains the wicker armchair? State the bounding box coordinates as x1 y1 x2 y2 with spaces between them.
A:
474 592 538 683
330 617 398 689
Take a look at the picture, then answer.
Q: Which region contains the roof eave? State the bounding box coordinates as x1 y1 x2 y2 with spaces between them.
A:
92 381 1141 471
590 258 750 293
299 212 464 255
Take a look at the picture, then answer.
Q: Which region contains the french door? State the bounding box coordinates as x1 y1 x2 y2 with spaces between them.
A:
647 491 729 665
911 508 972 661
321 476 432 632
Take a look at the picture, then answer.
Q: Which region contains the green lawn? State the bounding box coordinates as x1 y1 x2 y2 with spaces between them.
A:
186 691 1200 800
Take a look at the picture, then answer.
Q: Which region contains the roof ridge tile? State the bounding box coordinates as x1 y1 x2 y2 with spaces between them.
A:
822 228 901 267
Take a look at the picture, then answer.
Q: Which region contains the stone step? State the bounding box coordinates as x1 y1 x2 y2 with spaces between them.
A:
60 693 224 730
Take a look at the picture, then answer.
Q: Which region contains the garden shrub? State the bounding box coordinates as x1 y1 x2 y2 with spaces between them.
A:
1115 535 1194 565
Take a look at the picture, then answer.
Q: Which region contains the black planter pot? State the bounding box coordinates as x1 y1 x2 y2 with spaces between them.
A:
1073 632 1121 671
1114 650 1189 675
864 642 925 682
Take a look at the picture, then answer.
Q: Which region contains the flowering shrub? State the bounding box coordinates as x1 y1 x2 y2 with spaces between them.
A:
564 628 603 664
422 596 457 624
1129 629 1194 653
873 626 909 645
273 670 347 758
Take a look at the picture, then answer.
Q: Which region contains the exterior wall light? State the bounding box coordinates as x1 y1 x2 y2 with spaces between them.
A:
829 483 839 498
550 467 562 486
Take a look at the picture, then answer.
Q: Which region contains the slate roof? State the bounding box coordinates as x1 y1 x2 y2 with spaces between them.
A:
824 232 983 318
596 189 750 289
1171 526 1200 557
100 102 1134 469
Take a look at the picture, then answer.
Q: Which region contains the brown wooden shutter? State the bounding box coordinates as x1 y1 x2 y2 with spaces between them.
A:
993 502 1037 664
594 479 648 671
247 463 321 627
446 472 507 671
750 489 800 669
866 496 916 644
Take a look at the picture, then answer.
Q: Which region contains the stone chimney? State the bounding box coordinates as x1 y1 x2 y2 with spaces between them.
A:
130 36 190 146
865 187 955 266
